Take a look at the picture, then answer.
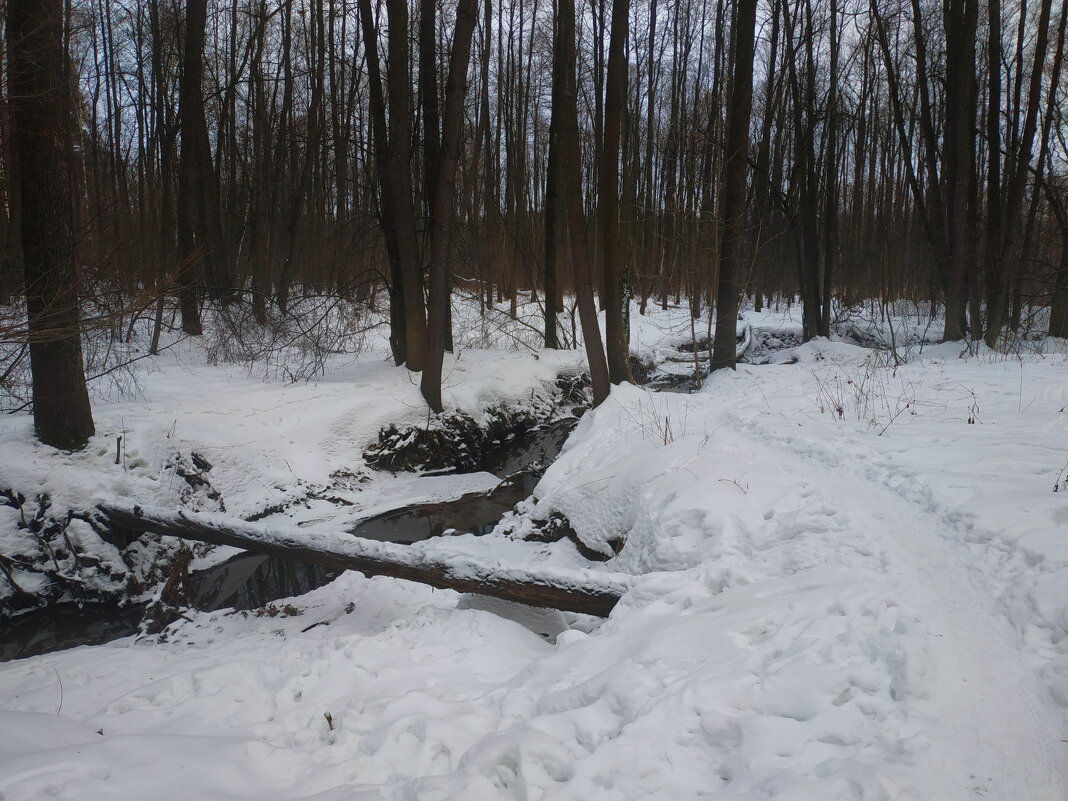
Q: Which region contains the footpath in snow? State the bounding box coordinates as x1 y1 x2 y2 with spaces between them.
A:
1 306 1067 800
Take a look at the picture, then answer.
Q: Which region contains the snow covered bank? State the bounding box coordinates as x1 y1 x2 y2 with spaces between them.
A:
0 331 586 613
2 328 1067 799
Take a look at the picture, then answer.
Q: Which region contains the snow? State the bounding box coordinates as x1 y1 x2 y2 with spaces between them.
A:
2 300 1068 799
0 315 586 604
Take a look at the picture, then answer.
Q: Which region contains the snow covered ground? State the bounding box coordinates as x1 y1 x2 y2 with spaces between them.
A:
0 301 587 604
2 300 1068 799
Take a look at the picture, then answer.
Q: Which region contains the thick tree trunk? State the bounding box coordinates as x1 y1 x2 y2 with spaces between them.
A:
385 0 428 372
942 0 979 341
421 0 479 412
711 0 758 372
96 505 629 617
557 0 611 405
9 0 95 450
599 0 634 384
177 0 233 312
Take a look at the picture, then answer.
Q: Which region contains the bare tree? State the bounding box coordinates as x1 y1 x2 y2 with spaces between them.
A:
600 0 635 384
557 0 610 404
711 0 758 372
9 0 95 449
421 0 480 412
177 0 233 335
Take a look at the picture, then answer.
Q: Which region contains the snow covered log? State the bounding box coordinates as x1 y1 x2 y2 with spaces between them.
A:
95 504 630 617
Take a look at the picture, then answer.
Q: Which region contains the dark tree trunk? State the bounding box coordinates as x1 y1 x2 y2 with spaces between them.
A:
942 0 979 341
175 0 204 336
1050 229 1068 338
599 0 634 384
421 0 479 413
385 0 428 372
981 0 1003 347
821 0 839 338
148 0 175 356
9 0 95 449
357 0 407 366
711 0 758 372
543 9 562 350
177 0 232 321
419 0 441 217
557 0 610 404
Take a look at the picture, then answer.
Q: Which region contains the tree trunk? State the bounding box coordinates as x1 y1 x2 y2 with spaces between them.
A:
1050 228 1068 338
543 9 562 350
821 0 840 338
421 0 479 413
942 0 979 341
711 0 758 372
557 0 611 404
357 0 407 366
385 0 428 372
177 0 232 313
9 0 95 449
599 0 634 384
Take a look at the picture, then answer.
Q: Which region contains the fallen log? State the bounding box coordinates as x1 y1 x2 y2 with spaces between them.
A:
664 325 752 363
96 504 630 617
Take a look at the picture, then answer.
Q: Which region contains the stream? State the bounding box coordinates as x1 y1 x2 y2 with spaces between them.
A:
0 418 578 661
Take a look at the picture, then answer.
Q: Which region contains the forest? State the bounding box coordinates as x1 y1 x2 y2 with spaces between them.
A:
1 0 1067 799
2 0 1067 445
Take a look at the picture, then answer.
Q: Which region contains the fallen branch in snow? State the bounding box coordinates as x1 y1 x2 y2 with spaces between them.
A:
94 505 630 617
0 553 31 595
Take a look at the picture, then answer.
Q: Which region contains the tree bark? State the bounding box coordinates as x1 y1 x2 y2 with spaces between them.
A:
1050 227 1068 338
543 9 562 350
9 0 95 450
557 0 611 404
177 0 233 316
711 0 758 372
599 0 634 384
942 0 979 341
357 0 408 366
421 0 479 412
385 0 428 372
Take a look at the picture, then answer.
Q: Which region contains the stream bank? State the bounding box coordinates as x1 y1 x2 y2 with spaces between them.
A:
1 346 713 660
1 417 580 661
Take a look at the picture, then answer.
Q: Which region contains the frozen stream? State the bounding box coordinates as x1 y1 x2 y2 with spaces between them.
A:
1 419 577 661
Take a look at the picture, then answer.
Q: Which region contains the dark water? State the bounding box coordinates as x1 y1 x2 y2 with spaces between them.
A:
0 603 147 662
2 419 577 661
480 419 576 477
349 470 541 541
189 553 339 613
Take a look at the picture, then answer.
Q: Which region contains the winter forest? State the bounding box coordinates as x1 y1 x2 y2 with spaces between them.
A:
1 0 1068 797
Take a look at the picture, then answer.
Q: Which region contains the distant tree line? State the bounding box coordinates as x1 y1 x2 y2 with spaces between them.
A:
2 0 1066 447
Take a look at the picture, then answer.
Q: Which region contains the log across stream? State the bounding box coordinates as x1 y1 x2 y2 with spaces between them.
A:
97 505 628 618
2 420 597 661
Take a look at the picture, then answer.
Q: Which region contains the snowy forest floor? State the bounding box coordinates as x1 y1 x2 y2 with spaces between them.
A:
1 299 1068 800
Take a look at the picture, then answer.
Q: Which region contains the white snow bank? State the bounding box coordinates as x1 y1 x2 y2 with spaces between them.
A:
2 307 1068 799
